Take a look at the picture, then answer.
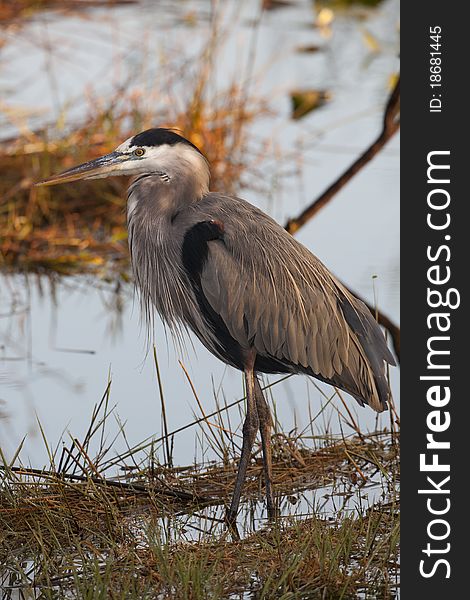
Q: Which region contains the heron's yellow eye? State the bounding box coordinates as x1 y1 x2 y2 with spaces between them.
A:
133 148 145 157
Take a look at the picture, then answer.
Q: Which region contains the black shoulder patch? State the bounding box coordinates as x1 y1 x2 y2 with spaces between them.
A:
130 128 203 154
182 220 224 283
180 220 246 370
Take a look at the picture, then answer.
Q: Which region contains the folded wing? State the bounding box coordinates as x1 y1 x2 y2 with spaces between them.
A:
197 198 395 412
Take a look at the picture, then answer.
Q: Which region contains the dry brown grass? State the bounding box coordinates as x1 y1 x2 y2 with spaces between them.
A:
0 102 264 277
0 374 399 598
1 430 399 598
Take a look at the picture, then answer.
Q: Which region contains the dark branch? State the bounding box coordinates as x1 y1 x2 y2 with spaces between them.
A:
285 77 400 232
0 464 213 504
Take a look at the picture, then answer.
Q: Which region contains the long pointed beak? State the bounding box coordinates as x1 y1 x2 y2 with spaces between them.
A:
35 151 129 187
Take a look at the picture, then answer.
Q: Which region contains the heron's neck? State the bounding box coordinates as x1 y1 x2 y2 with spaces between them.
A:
127 151 210 227
127 177 182 227
172 145 210 200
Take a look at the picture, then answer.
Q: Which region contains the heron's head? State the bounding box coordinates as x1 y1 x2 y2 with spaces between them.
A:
36 128 210 197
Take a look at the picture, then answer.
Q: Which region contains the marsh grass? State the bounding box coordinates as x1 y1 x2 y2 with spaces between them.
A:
0 377 400 599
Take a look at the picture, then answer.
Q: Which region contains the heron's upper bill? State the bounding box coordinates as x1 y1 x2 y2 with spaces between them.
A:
35 151 130 187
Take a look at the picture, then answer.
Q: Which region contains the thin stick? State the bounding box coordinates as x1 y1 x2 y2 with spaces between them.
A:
153 345 172 468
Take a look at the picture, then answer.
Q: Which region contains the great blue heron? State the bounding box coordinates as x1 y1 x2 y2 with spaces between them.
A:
37 128 395 530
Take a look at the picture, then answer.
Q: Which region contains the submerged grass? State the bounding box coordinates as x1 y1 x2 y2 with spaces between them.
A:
0 378 400 598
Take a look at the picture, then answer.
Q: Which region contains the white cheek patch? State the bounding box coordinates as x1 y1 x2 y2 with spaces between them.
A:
116 138 133 153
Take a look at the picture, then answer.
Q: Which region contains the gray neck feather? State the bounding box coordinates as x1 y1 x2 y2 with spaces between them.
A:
126 149 212 347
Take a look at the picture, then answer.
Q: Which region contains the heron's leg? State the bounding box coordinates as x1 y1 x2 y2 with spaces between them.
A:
226 362 259 534
254 377 277 521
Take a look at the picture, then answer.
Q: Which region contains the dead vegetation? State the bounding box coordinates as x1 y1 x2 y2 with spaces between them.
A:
0 381 399 598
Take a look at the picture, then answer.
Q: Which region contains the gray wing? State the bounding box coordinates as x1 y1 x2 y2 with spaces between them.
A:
196 195 395 412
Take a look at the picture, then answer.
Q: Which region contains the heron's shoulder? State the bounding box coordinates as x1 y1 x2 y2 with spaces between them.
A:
201 192 269 211
199 193 285 231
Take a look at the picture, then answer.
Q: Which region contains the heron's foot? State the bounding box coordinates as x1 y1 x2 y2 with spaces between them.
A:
225 507 241 540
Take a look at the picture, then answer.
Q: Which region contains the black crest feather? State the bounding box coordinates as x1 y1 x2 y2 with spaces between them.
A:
130 128 202 154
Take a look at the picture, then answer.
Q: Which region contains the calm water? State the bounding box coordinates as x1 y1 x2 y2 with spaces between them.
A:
0 0 399 466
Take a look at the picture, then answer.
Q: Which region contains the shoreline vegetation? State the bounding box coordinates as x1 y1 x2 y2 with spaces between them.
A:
1 378 400 598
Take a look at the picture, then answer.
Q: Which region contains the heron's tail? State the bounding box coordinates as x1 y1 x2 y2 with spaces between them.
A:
336 291 395 412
